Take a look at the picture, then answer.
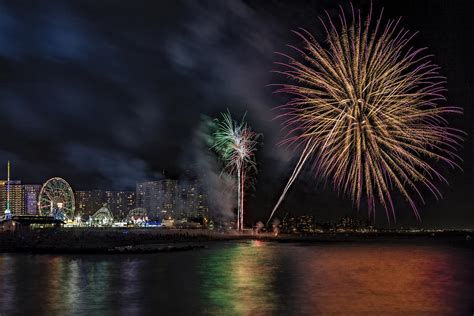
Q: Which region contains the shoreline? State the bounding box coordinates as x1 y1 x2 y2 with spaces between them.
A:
0 228 471 254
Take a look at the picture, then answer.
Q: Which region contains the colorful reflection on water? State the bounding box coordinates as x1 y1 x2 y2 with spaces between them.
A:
200 240 279 314
0 241 472 315
287 244 469 315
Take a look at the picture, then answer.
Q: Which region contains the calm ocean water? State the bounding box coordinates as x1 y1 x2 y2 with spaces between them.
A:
0 240 472 315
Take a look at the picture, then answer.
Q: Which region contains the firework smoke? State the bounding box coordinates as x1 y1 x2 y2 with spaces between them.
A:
267 4 463 224
191 117 237 225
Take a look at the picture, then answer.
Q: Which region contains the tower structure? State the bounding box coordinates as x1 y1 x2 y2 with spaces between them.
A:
4 161 11 220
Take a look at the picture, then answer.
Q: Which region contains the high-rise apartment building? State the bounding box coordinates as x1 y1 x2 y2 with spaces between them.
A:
161 180 178 217
136 179 208 220
0 180 25 216
23 184 41 215
136 181 165 218
75 190 105 216
105 191 135 219
76 190 136 219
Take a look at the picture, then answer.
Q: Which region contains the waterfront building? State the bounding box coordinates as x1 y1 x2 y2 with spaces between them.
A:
176 181 196 218
0 180 25 216
281 215 316 233
136 180 178 219
23 184 41 215
136 179 208 220
161 179 178 217
177 180 209 218
196 190 209 218
75 190 105 216
105 191 135 219
136 181 164 219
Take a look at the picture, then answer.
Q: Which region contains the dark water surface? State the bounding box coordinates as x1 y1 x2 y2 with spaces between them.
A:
0 241 472 315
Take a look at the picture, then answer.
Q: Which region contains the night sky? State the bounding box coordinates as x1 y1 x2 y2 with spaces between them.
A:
0 0 472 228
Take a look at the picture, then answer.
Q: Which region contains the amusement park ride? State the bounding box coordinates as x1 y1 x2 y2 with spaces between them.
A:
0 163 77 228
1 161 75 227
38 177 76 221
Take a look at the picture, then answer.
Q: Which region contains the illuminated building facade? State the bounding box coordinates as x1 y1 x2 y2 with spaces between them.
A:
75 190 105 216
0 180 25 216
281 215 316 233
196 190 209 218
136 181 163 219
75 190 135 219
105 191 135 219
23 184 41 215
161 180 178 217
177 180 208 218
137 179 208 220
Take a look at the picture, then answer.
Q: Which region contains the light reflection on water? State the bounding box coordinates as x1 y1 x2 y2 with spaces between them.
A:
0 241 472 315
287 244 471 315
200 240 279 314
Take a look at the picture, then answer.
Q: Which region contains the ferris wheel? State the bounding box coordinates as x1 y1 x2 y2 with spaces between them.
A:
38 177 75 221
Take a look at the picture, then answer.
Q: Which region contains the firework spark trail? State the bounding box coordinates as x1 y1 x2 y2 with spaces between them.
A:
212 111 259 230
267 4 463 224
267 109 348 225
266 140 314 225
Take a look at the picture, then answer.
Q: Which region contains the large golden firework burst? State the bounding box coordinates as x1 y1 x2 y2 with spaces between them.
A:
268 5 463 222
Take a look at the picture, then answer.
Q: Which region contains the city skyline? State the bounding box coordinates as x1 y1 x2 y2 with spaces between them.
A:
1 162 471 229
0 163 210 223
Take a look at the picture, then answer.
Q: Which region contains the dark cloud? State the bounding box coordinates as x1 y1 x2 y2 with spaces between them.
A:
62 143 150 190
